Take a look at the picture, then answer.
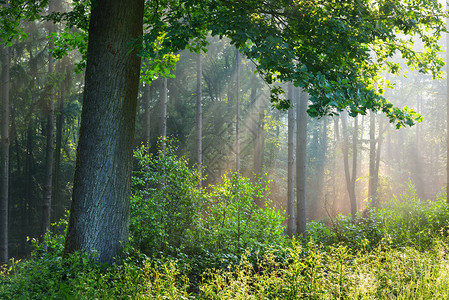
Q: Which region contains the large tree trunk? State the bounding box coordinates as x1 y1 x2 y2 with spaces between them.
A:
0 44 10 264
64 0 144 264
235 49 240 171
41 9 56 238
287 82 295 237
296 88 308 236
196 52 202 184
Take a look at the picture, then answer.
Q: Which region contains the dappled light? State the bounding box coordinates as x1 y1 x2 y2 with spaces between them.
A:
2 0 449 298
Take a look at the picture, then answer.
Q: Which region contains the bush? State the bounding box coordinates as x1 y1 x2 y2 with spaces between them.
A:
130 140 204 256
309 184 449 252
130 140 287 278
194 172 286 256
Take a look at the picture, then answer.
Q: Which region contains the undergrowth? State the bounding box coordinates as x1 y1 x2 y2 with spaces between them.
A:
2 143 449 299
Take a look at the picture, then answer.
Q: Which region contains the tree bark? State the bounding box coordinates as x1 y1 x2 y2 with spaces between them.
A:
341 112 357 216
447 12 449 203
235 49 240 171
351 116 358 215
143 82 151 148
287 82 295 237
41 9 56 238
0 44 10 264
53 57 71 222
368 110 376 205
296 88 308 236
64 0 144 264
160 77 167 140
196 52 202 185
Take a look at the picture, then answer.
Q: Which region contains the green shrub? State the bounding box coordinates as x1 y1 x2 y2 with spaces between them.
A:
309 184 449 252
130 140 204 256
194 172 286 256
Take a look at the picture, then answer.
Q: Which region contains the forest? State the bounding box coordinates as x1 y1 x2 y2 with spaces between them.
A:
2 0 449 298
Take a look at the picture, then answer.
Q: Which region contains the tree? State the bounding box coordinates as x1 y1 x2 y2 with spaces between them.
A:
287 82 295 237
341 112 358 216
160 77 168 140
296 88 308 235
446 10 449 204
64 0 144 264
41 0 57 239
38 0 446 262
0 44 10 264
196 52 202 184
143 82 151 148
235 49 240 171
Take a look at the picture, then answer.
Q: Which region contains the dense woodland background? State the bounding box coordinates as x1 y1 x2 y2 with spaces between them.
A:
1 0 447 259
4 0 449 298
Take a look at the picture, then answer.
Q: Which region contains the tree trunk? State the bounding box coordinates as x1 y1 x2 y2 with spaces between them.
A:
374 116 384 201
253 96 265 178
447 12 449 203
64 0 144 264
287 82 295 237
351 116 358 215
41 12 56 238
0 44 10 264
196 52 202 185
341 112 357 216
143 82 151 148
368 110 376 205
296 88 308 236
53 58 71 222
160 77 168 147
235 49 240 172
310 117 327 219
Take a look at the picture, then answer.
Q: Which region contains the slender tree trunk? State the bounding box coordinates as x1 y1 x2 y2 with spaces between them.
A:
196 52 202 185
254 96 265 177
53 63 64 223
341 112 357 216
311 117 327 219
287 82 295 237
143 82 151 148
161 77 167 140
64 0 144 264
0 44 10 264
296 88 308 236
368 110 376 205
351 116 358 215
235 49 240 171
374 116 384 200
41 14 56 237
447 12 449 203
53 58 71 222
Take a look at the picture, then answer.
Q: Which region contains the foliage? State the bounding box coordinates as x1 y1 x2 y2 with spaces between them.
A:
130 140 287 280
4 181 449 298
194 172 286 256
0 0 47 45
308 184 449 252
130 139 204 256
145 0 447 128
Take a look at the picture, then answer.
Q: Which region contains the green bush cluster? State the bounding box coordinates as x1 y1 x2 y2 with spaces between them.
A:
4 144 449 298
308 183 449 252
130 140 287 278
